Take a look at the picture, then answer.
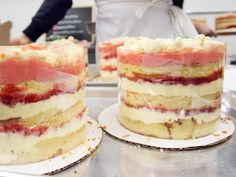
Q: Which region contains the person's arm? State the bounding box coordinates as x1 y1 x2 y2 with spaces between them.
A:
192 21 217 37
11 0 72 45
173 0 184 8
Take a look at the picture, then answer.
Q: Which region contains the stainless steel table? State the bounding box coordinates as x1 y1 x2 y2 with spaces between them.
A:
55 87 236 177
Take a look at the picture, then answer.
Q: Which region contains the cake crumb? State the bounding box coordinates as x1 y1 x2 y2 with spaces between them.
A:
222 131 227 134
62 151 72 159
88 121 92 125
213 134 220 137
122 134 130 138
223 115 231 121
92 138 96 141
88 147 93 152
11 150 14 154
74 170 78 174
52 149 63 158
191 117 197 124
99 125 107 129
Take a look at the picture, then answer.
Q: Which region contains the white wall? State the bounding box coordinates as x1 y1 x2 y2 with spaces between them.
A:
0 0 43 39
184 0 236 13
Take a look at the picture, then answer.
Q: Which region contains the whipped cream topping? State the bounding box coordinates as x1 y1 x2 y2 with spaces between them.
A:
99 37 129 48
119 35 225 54
0 37 85 65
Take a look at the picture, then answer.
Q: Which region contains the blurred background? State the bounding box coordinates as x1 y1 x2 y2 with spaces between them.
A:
0 0 236 63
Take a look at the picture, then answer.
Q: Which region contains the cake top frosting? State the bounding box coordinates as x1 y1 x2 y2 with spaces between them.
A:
99 37 129 48
0 37 85 66
118 35 225 67
118 35 225 54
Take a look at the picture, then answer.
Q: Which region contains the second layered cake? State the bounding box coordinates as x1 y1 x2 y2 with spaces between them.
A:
99 38 127 80
0 39 87 164
118 35 225 139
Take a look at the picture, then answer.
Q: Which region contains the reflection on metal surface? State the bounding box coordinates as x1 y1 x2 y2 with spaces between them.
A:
222 89 236 114
119 145 217 177
0 171 42 177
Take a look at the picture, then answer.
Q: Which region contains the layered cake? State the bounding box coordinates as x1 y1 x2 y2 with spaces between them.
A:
117 35 225 139
119 145 216 177
216 13 236 31
0 39 87 164
99 38 127 80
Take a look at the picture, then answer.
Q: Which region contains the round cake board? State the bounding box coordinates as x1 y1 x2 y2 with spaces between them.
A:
98 104 235 150
86 74 118 86
0 118 102 175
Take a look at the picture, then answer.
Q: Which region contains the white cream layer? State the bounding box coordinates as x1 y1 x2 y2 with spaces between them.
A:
0 89 85 120
0 113 87 154
100 58 117 67
120 102 220 124
101 70 118 79
120 77 223 97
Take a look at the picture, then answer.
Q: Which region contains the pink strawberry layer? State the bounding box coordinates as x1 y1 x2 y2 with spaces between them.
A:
118 50 224 67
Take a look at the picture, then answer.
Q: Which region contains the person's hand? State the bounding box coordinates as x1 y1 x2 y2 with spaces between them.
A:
193 22 217 37
10 34 32 45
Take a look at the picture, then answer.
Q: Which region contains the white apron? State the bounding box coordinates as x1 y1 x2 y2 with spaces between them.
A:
95 0 198 60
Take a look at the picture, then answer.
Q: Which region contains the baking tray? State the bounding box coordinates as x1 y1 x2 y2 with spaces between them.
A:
222 89 236 113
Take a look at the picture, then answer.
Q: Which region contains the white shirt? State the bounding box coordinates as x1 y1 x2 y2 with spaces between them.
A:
95 0 197 60
96 0 197 41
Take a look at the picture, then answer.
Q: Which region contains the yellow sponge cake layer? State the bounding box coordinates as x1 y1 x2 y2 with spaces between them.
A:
119 115 219 139
117 35 225 139
122 90 220 110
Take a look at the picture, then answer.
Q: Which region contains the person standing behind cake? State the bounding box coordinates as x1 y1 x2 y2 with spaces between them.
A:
11 0 216 47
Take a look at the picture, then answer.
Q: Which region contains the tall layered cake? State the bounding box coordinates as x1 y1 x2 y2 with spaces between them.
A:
118 35 225 139
216 13 236 31
0 39 87 164
99 38 127 80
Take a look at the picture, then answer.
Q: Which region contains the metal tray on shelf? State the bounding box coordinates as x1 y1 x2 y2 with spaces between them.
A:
86 64 118 87
222 89 236 113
